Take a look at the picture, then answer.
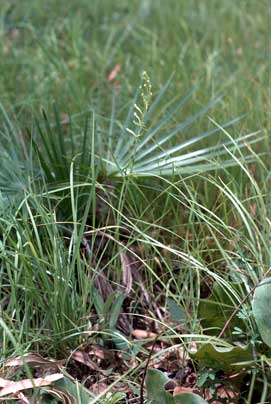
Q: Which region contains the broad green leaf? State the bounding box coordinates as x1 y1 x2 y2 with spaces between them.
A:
54 376 92 403
198 281 245 336
146 369 208 404
252 277 271 347
174 393 208 404
190 343 253 372
146 369 175 404
111 329 130 350
167 299 186 322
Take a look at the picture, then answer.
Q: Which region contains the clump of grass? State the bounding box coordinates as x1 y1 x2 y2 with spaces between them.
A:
0 0 270 402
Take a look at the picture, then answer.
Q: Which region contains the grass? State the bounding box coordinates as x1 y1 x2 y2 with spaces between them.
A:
0 0 270 402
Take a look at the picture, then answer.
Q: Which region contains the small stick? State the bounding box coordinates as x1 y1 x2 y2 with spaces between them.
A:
140 332 162 404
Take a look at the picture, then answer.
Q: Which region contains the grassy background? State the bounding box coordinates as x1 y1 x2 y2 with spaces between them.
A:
0 0 270 402
0 0 269 126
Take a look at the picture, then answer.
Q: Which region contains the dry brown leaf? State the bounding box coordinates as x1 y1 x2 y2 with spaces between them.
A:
60 113 70 125
132 329 157 339
89 230 134 295
4 353 63 369
71 350 97 370
107 64 122 81
16 391 30 403
204 385 238 403
44 385 77 404
89 346 106 360
250 202 257 217
0 378 7 388
0 373 63 397
9 28 20 40
90 382 108 395
150 347 185 374
120 251 133 294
